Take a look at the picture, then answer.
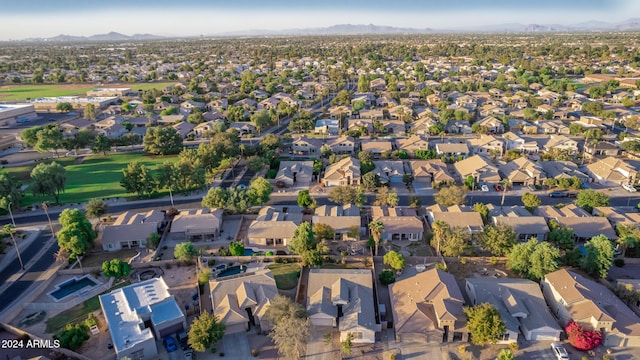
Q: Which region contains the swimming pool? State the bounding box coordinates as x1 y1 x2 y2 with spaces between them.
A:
217 265 247 278
49 276 98 300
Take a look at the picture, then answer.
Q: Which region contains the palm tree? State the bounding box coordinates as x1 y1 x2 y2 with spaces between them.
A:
368 221 385 256
432 220 448 256
500 178 512 208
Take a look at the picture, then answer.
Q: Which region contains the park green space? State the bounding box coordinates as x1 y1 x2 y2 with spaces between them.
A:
0 82 175 101
1 153 177 206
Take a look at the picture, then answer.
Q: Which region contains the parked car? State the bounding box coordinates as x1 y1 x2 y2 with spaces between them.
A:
622 183 637 192
493 183 504 192
163 336 177 352
481 185 489 192
550 342 569 360
184 349 194 360
548 191 568 198
177 331 189 350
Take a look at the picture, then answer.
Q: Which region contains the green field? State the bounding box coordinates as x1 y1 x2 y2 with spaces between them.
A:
267 263 301 290
0 82 176 101
2 153 178 206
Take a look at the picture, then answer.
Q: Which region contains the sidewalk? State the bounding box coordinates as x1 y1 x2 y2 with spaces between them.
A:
0 226 43 275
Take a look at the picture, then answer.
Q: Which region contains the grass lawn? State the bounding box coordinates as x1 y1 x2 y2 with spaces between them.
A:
0 82 176 101
1 153 178 206
45 280 131 334
266 263 301 290
81 249 139 268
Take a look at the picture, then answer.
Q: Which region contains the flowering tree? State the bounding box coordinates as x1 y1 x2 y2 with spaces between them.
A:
566 321 602 351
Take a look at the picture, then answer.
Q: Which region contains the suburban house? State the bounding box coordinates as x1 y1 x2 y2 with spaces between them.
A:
453 155 501 183
360 139 393 159
370 206 424 242
380 119 406 134
467 135 504 157
616 279 640 313
396 135 431 157
535 205 617 242
372 160 405 184
584 141 620 158
306 269 378 343
536 120 570 135
502 132 539 153
325 135 356 155
409 117 437 135
543 135 579 154
445 120 472 134
99 278 187 360
247 206 303 247
312 204 361 240
192 119 225 137
276 161 314 188
465 278 562 342
170 208 224 242
585 157 640 186
540 161 591 184
592 207 640 228
315 119 340 135
542 269 640 347
410 160 455 188
476 116 505 133
425 205 484 234
487 205 550 242
435 142 470 159
229 122 256 136
348 118 374 134
389 269 468 344
323 157 361 187
370 78 387 92
101 210 165 251
291 136 322 156
172 121 196 138
498 157 546 186
209 269 278 334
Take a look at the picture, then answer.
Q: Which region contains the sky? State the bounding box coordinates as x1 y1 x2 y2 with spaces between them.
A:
1 0 639 40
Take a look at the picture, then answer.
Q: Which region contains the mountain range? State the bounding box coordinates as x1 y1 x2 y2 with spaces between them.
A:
17 18 640 42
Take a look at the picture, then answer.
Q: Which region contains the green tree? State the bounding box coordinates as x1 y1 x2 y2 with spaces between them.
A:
83 103 96 120
464 303 506 346
434 186 466 207
250 110 272 135
91 134 112 155
361 172 380 191
379 269 396 285
31 161 66 204
529 241 560 281
225 187 252 213
56 102 73 112
188 311 225 352
143 127 183 155
120 161 156 198
0 174 22 211
328 185 364 206
473 203 489 224
229 241 245 256
548 226 575 250
202 187 228 209
246 155 268 171
347 225 361 240
265 294 307 326
521 192 541 212
147 232 161 248
297 190 314 209
57 209 96 258
20 126 44 147
260 133 282 152
313 223 335 241
369 221 385 256
160 106 179 116
226 105 245 122
331 89 351 106
55 323 89 350
102 259 131 279
84 198 107 219
582 234 614 279
35 125 64 157
289 222 322 266
384 250 406 271
269 312 310 359
248 177 272 205
507 238 539 276
481 223 517 256
497 349 515 360
174 241 198 262
575 190 610 213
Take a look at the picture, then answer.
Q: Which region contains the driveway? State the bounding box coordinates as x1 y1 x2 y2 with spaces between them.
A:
222 333 254 360
399 342 442 360
305 327 338 360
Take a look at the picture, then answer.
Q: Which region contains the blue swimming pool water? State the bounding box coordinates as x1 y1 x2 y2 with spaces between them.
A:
217 265 247 278
243 249 254 256
50 276 98 300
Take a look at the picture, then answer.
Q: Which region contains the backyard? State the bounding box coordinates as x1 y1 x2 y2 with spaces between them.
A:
266 262 301 290
1 153 178 206
0 82 175 101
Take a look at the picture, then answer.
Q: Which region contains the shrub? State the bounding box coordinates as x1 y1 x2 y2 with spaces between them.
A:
266 251 274 256
208 259 216 266
55 323 89 350
379 269 396 285
614 258 625 267
566 321 602 351
508 342 519 352
458 345 467 354
251 349 259 356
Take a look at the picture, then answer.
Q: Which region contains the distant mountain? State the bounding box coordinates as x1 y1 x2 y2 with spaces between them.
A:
23 32 165 42
285 24 433 35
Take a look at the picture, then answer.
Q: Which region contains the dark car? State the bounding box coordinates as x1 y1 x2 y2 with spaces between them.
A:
163 336 177 352
548 191 568 198
177 331 189 350
493 183 504 192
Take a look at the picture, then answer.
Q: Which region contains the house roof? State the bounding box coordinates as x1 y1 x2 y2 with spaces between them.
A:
435 143 470 153
361 140 393 153
99 278 182 354
248 206 303 239
323 157 361 181
493 216 550 236
313 204 361 233
540 161 589 180
465 278 561 335
498 157 546 182
430 211 484 232
554 217 617 239
170 208 223 234
544 269 640 336
371 206 424 233
534 204 591 218
102 222 158 246
389 269 466 335
276 161 314 182
306 269 377 334
409 160 454 183
210 270 277 327
586 157 640 182
453 155 500 180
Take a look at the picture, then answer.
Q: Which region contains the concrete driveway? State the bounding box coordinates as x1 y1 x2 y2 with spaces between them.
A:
222 333 254 360
305 327 337 360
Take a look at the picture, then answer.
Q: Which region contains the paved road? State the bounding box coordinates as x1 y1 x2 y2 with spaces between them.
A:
0 229 51 285
0 231 58 308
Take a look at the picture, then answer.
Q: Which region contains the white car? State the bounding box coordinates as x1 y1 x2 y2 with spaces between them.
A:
551 342 569 360
481 185 489 192
622 183 637 192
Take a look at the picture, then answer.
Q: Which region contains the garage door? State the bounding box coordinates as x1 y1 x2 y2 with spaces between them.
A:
158 323 184 338
399 334 428 344
311 317 334 327
530 332 559 341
